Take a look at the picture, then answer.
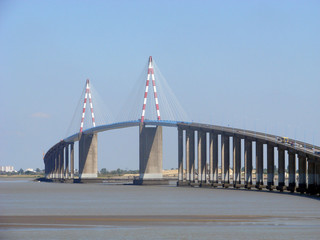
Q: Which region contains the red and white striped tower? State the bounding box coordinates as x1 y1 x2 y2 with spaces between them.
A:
140 56 161 122
80 79 96 133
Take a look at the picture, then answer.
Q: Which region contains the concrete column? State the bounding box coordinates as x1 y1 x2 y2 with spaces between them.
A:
44 158 48 178
60 147 64 179
70 143 74 179
186 129 195 182
49 156 53 179
46 159 49 178
298 155 307 192
197 130 206 182
278 148 285 187
185 129 190 181
57 149 62 179
52 154 55 178
255 142 263 186
316 162 320 194
45 158 48 178
267 145 274 187
210 132 218 183
53 150 59 178
65 145 69 179
245 139 252 186
288 152 296 191
178 128 183 181
46 158 50 178
46 156 50 178
139 125 163 179
53 152 57 179
79 133 98 179
57 149 61 179
221 135 230 184
307 160 316 194
233 136 241 185
48 156 51 179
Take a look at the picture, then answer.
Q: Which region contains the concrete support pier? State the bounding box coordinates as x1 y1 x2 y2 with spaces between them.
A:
267 145 274 189
178 128 183 181
297 154 307 193
186 129 195 182
278 148 285 189
197 130 206 183
79 133 98 179
288 152 296 192
316 163 320 194
52 152 56 178
221 135 230 186
139 125 163 180
60 148 64 179
210 133 218 183
245 139 252 187
307 160 316 194
57 150 62 179
255 142 263 187
70 143 74 179
233 137 241 185
65 145 69 179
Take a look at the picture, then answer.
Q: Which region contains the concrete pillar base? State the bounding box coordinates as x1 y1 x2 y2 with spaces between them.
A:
79 173 98 179
297 184 307 193
133 179 169 185
306 184 317 195
79 133 98 179
139 173 163 179
287 183 296 193
139 125 163 180
267 181 274 189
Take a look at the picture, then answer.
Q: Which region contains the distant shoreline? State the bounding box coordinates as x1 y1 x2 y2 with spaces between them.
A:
0 175 42 178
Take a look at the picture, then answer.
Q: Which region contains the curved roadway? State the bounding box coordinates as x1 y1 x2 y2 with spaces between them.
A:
44 120 320 162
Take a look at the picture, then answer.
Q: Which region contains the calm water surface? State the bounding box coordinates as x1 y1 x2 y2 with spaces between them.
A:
1 178 320 239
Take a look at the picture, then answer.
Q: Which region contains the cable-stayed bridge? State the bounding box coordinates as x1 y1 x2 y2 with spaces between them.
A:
44 56 320 195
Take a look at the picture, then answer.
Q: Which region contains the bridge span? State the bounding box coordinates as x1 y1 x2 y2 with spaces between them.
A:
44 119 320 195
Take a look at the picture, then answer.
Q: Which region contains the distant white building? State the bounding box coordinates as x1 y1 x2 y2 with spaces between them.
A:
0 166 14 172
25 168 35 172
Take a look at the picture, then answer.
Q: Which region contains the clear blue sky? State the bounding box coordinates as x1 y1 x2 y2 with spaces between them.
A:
1 0 319 171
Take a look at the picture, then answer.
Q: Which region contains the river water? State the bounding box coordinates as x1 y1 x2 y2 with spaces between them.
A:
1 178 320 239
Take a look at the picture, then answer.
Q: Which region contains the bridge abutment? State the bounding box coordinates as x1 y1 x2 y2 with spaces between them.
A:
139 124 163 180
79 133 98 179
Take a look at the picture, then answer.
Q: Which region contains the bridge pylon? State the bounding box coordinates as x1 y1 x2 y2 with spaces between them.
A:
78 79 98 179
136 57 165 184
